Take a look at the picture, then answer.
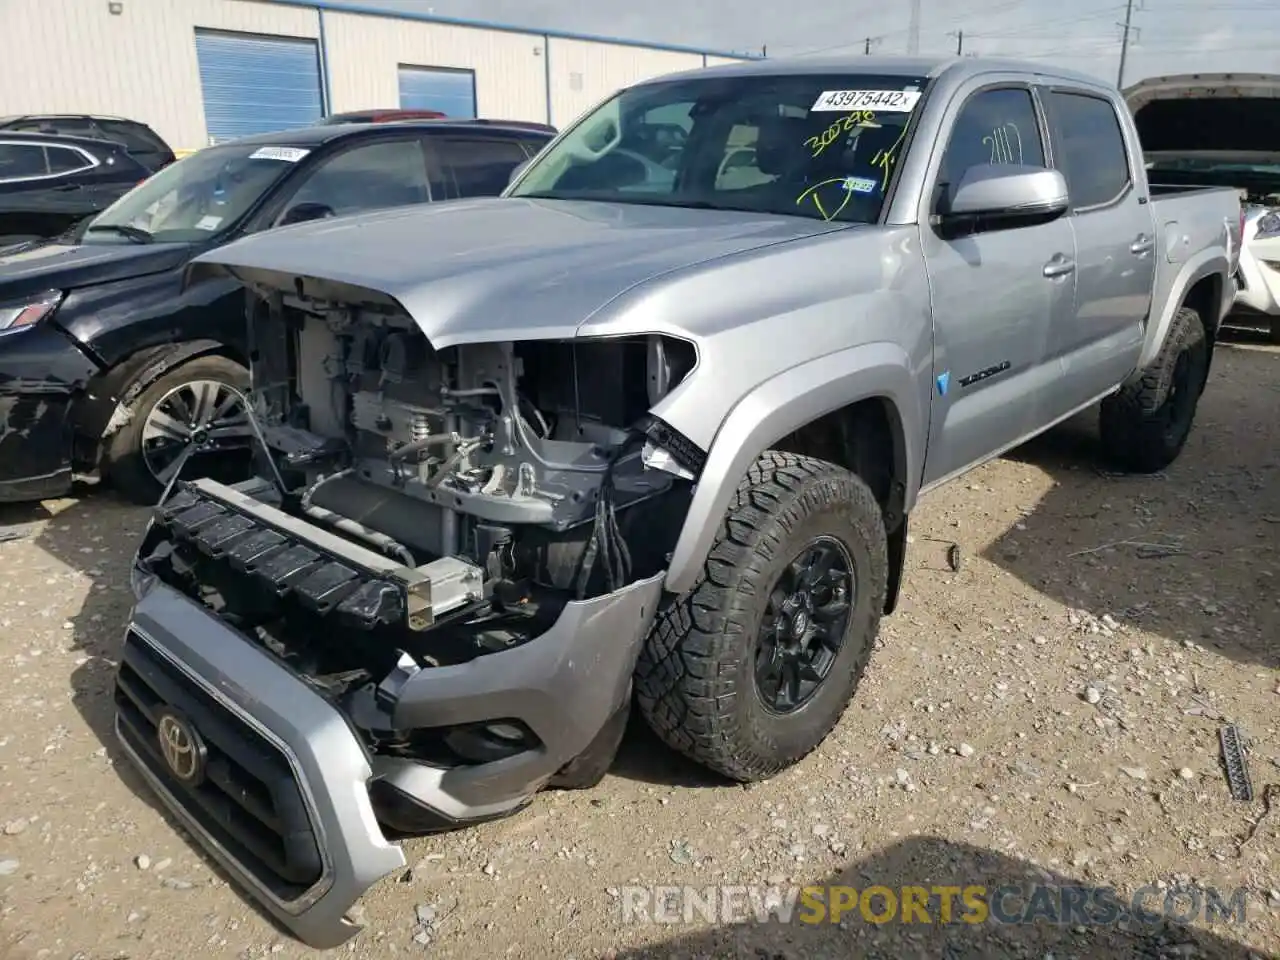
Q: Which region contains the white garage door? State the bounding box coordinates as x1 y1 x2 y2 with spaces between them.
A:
194 30 324 144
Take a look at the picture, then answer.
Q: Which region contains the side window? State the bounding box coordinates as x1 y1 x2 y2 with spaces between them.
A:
284 139 430 217
1046 91 1131 209
939 87 1047 192
432 137 530 199
0 144 50 180
45 146 93 174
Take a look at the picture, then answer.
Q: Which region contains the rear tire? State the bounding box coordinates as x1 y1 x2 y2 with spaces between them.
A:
1098 304 1208 474
634 452 887 783
102 354 250 505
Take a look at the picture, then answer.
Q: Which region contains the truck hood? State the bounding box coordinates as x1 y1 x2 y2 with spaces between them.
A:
0 238 191 301
188 197 848 348
1124 73 1280 159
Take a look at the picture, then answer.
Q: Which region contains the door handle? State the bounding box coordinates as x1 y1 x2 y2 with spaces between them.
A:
1130 234 1154 255
1042 255 1075 278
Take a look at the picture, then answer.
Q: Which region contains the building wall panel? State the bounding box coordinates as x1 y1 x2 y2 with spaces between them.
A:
540 39 701 128
546 38 702 128
0 0 317 151
0 0 751 151
322 12 547 124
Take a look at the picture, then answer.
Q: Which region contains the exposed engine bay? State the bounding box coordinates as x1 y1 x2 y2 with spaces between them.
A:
136 292 704 726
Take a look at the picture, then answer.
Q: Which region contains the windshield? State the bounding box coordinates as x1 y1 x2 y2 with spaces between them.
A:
508 72 929 224
83 142 307 242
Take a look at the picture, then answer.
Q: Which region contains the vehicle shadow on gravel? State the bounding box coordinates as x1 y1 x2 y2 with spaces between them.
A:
611 835 1262 959
980 341 1280 670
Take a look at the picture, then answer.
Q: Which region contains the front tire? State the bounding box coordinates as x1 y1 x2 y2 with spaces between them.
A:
102 355 251 505
634 452 888 782
1099 304 1209 474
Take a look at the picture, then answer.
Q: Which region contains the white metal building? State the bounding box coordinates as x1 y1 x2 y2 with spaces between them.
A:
0 0 754 152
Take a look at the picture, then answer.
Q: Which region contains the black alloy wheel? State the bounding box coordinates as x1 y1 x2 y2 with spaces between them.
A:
754 536 855 714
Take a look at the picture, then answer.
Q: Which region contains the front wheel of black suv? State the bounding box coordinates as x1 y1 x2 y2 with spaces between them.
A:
102 355 253 505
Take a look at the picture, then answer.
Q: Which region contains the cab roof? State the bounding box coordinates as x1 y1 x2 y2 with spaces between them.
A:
649 54 1111 93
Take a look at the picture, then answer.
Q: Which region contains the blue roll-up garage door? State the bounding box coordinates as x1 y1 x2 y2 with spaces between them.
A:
194 30 323 144
398 66 476 119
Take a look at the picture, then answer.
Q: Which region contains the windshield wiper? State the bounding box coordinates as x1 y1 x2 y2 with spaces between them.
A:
85 223 153 244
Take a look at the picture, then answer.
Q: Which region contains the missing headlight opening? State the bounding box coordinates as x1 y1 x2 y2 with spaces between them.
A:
134 285 701 726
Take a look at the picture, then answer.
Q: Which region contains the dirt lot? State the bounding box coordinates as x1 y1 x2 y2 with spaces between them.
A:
0 333 1277 960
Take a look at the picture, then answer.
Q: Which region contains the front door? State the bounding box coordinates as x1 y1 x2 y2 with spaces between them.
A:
920 84 1078 489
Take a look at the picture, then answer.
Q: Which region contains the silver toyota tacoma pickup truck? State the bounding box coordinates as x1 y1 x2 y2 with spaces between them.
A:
111 55 1240 946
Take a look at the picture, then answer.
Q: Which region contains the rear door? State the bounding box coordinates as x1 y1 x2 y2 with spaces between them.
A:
425 135 534 200
1039 87 1154 417
919 82 1078 488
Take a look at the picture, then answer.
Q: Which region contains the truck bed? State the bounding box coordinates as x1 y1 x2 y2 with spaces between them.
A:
1142 182 1241 366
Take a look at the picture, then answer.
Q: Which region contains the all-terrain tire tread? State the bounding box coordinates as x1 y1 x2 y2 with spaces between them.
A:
634 451 886 782
1098 305 1206 474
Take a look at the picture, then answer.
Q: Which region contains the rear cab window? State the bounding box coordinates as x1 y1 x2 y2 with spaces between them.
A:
1044 90 1132 210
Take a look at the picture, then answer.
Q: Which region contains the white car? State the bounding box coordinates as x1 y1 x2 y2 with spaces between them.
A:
1125 73 1280 342
1236 204 1280 339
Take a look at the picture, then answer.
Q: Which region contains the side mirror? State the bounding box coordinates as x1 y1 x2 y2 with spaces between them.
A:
279 202 335 226
507 159 531 188
938 166 1069 228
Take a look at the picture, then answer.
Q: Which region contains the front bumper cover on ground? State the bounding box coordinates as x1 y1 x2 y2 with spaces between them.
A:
114 557 664 948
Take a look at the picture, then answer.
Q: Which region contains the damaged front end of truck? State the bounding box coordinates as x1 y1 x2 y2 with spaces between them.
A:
113 262 706 947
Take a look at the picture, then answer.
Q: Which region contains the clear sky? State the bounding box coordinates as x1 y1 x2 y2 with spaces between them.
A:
324 0 1279 89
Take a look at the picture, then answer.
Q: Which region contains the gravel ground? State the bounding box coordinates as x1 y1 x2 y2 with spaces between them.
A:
0 334 1277 960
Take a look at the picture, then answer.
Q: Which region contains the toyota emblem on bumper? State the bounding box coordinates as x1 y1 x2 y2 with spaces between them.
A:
156 710 207 786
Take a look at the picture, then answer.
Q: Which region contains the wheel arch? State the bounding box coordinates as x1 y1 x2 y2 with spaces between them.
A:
662 342 922 604
1178 272 1223 390
70 338 247 470
1140 251 1229 371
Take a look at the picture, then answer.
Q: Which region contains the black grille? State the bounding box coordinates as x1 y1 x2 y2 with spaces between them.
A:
114 629 324 900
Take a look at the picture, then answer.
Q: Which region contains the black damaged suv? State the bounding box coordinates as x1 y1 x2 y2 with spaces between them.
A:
0 119 553 504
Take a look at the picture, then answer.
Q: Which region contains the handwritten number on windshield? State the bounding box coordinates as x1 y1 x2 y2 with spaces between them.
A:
871 126 908 189
804 111 879 158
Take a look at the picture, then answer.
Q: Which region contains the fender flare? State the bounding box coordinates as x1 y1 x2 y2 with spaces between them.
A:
662 341 922 596
71 338 236 460
1138 249 1229 370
